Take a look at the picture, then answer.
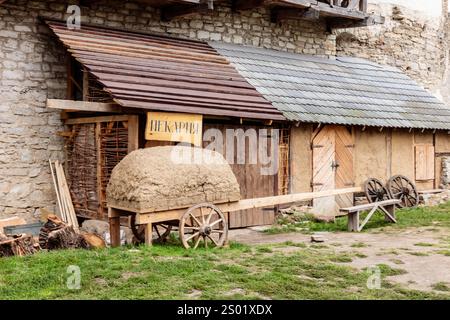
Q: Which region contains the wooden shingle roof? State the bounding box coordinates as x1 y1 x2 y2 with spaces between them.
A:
211 42 450 130
46 20 284 121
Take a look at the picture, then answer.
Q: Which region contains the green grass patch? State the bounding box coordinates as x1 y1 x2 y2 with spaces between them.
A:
1 242 448 300
432 282 450 292
351 242 369 248
414 243 435 247
267 201 450 235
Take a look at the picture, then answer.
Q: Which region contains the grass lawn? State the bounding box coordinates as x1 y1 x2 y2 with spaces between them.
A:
266 202 450 234
0 240 448 300
1 203 449 300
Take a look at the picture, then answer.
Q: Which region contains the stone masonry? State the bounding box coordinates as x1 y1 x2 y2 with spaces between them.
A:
335 1 449 97
0 0 335 221
1 0 449 221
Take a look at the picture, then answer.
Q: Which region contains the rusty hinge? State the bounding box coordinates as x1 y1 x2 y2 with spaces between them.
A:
311 182 324 187
344 182 355 187
311 143 324 149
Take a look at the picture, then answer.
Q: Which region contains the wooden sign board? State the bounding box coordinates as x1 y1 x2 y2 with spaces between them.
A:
145 112 203 146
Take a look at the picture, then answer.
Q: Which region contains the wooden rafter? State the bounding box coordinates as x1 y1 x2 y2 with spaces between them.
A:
329 14 385 29
161 0 214 20
235 0 378 25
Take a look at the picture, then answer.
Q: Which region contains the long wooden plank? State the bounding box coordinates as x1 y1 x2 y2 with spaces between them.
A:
65 115 131 125
86 65 254 89
134 187 362 224
113 99 285 120
93 72 262 97
49 160 65 221
340 199 400 212
47 99 122 113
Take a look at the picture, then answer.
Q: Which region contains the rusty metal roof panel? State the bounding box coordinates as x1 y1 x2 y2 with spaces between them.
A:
211 41 450 130
45 20 284 121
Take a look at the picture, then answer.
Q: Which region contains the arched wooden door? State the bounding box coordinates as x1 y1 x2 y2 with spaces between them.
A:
312 125 355 216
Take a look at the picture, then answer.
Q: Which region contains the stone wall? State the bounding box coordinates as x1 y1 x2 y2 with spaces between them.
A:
0 0 335 221
335 1 449 96
441 156 450 188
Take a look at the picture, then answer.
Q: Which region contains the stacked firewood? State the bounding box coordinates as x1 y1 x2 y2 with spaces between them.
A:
0 233 39 258
0 215 106 258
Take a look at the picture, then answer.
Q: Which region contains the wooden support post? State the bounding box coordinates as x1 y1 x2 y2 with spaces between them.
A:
347 211 359 232
127 115 139 153
108 208 121 247
381 204 397 223
144 222 153 246
82 67 89 101
96 122 104 217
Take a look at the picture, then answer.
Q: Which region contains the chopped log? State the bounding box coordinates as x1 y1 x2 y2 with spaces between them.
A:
0 234 39 257
81 232 106 249
46 226 88 250
39 215 104 250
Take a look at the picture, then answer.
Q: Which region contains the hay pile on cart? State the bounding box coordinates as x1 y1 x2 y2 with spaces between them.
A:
107 146 360 249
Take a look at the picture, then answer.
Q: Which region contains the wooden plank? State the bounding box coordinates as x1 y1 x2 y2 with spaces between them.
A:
144 223 153 246
65 115 131 125
49 160 64 221
418 189 444 195
133 187 362 224
83 67 89 101
109 213 121 248
335 126 354 209
340 199 400 212
426 145 435 180
95 123 104 217
415 144 435 181
312 126 337 215
47 99 122 113
357 205 378 232
127 115 140 153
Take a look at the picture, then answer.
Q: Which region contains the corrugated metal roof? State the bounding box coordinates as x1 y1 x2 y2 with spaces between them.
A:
211 42 450 130
46 20 284 121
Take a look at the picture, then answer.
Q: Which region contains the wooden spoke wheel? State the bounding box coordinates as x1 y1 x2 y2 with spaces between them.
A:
130 215 172 244
179 203 228 249
387 175 419 208
364 178 390 203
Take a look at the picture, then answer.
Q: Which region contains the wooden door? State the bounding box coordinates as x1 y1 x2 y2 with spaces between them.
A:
312 126 354 216
203 124 277 228
334 126 355 211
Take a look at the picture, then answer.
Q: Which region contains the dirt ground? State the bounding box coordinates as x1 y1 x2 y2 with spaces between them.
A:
229 226 450 293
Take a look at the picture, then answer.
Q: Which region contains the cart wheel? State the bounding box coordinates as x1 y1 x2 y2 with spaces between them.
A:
387 175 419 208
364 178 390 203
130 214 172 244
179 203 228 249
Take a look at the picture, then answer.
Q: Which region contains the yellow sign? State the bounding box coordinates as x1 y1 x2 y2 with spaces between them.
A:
145 112 203 146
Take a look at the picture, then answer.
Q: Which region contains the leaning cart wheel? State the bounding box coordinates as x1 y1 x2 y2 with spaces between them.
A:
179 203 228 249
364 178 390 203
130 215 172 244
387 175 419 208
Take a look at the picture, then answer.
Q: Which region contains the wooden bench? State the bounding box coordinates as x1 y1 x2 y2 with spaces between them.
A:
340 199 401 232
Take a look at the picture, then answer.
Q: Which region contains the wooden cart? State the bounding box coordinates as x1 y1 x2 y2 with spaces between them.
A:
108 187 361 249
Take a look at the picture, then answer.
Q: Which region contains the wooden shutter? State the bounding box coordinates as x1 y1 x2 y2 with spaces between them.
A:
415 144 435 181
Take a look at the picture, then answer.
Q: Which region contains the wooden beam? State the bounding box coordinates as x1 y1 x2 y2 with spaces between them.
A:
272 7 319 22
134 187 363 224
315 2 366 20
65 115 131 125
47 99 122 113
127 115 140 153
329 15 385 29
233 0 265 11
161 0 213 21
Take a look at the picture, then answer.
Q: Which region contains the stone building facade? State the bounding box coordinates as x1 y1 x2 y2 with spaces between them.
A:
335 0 449 99
0 0 336 220
0 0 449 221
